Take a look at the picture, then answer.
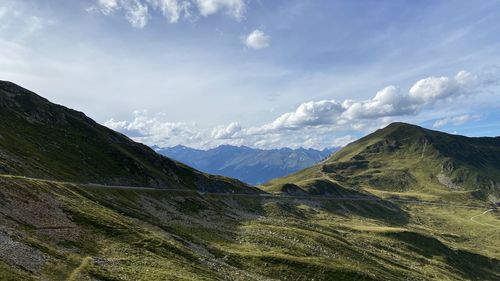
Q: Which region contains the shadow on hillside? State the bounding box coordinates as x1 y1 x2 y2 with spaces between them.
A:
72 183 410 236
385 231 500 280
269 178 410 225
318 196 409 225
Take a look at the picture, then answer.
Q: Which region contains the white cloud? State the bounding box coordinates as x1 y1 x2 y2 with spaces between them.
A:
92 0 149 28
212 122 241 139
432 114 480 128
97 0 119 14
104 110 204 146
243 29 271 49
104 110 355 149
145 0 194 23
126 0 149 28
266 100 343 130
341 85 416 120
263 70 484 132
91 0 245 27
408 71 479 103
195 0 245 19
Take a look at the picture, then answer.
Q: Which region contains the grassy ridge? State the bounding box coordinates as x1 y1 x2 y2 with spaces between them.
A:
262 123 500 204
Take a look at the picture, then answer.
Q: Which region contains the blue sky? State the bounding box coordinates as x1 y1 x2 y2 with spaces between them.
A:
1 0 499 149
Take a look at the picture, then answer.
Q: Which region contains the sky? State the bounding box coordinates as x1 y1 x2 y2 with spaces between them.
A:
1 0 499 149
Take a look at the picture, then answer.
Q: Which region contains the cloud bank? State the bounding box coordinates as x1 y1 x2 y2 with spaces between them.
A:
105 69 498 149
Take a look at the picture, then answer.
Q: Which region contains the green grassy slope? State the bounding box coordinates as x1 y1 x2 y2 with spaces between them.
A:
1 82 499 280
0 81 258 193
0 175 498 281
263 123 500 203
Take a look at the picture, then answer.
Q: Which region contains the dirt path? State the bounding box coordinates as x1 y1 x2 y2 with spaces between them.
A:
469 209 498 227
67 256 92 281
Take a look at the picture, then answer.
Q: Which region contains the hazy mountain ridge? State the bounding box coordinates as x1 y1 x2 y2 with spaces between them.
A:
155 144 336 184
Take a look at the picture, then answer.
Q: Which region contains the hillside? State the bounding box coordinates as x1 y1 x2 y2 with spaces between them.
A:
263 123 500 202
0 81 259 193
0 82 498 280
156 145 336 185
1 175 499 281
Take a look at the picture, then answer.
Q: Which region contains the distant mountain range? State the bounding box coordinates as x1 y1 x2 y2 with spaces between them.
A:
154 145 337 185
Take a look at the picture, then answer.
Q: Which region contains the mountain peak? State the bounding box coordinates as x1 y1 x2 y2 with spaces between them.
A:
384 121 420 128
377 122 429 138
264 122 500 200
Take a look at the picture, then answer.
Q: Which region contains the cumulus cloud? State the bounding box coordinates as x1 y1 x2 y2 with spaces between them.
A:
408 71 477 103
243 29 271 49
104 110 355 149
432 114 480 128
266 100 343 130
91 0 245 27
104 69 497 150
261 70 489 133
212 122 242 139
104 110 204 146
341 86 414 120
